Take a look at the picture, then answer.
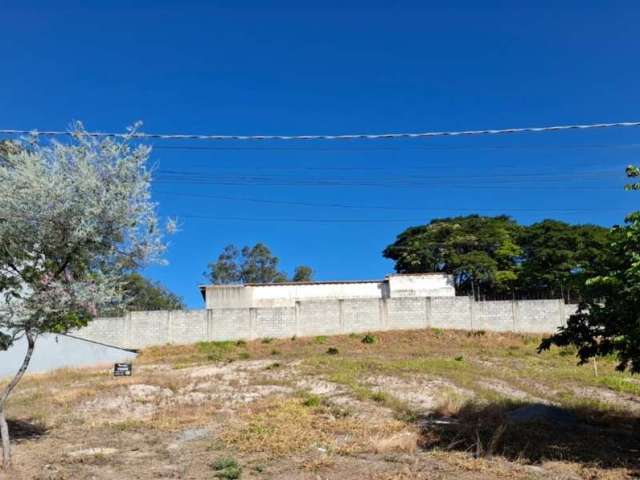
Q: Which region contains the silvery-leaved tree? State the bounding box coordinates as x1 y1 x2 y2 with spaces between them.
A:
0 124 170 469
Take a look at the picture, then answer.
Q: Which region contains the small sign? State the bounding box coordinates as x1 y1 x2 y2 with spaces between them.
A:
113 363 132 377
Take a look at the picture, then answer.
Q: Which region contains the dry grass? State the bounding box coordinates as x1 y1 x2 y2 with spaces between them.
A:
4 328 640 479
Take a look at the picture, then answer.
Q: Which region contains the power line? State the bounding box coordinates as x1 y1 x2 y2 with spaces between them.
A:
176 211 626 224
2 120 640 141
151 142 640 152
156 191 628 213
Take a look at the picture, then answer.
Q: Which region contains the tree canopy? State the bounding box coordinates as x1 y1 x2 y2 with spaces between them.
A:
103 273 185 313
383 215 610 299
540 165 640 373
206 243 313 284
0 125 167 467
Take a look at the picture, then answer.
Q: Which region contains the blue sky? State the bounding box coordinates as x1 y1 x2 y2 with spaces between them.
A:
1 1 639 308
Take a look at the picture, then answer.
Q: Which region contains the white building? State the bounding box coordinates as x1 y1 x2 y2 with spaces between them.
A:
200 273 455 309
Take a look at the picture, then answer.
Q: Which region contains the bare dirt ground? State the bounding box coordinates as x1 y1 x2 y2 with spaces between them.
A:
3 329 640 479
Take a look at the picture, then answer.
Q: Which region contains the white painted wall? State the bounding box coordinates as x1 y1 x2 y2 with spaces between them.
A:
0 334 136 378
203 273 454 308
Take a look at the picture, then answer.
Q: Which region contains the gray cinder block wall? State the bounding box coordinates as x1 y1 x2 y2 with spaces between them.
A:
75 297 578 350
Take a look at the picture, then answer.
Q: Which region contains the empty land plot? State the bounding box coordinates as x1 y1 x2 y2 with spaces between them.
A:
4 328 640 479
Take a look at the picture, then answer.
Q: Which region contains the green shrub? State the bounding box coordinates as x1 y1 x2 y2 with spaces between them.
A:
454 355 464 362
210 457 242 479
271 349 280 356
236 340 247 347
315 336 328 344
362 334 376 344
326 347 339 355
261 337 273 344
302 394 321 407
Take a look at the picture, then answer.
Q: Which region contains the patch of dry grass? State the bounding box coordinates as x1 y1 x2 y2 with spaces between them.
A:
221 396 409 457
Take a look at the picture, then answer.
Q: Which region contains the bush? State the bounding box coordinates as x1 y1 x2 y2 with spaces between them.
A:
271 349 280 356
362 334 376 344
302 394 321 407
261 337 273 344
315 336 328 344
210 457 242 479
326 347 339 355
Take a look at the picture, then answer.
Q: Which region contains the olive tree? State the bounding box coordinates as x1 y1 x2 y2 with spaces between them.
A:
0 125 168 469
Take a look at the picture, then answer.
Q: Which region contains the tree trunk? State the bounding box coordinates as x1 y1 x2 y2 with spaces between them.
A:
0 330 35 470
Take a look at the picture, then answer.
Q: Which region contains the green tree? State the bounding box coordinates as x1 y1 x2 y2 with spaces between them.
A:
292 265 313 282
539 166 640 372
383 215 522 297
207 245 241 284
118 273 185 312
206 243 311 284
518 220 610 301
0 125 167 468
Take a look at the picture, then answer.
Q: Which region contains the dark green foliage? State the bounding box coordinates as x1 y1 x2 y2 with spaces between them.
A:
362 334 376 344
210 457 242 479
383 214 610 299
0 332 12 351
206 243 312 285
383 215 522 297
540 211 640 373
540 165 640 373
518 220 609 301
121 273 185 312
326 347 339 355
292 265 313 282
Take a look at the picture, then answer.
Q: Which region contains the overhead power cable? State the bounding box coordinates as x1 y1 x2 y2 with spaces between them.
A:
155 191 628 213
1 120 640 141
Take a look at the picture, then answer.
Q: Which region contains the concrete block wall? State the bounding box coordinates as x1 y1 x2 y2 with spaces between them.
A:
75 298 578 350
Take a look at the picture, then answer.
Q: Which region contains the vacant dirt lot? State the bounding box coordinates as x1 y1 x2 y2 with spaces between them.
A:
3 329 640 479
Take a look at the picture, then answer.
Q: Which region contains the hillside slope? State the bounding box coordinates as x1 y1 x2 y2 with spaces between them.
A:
4 329 640 479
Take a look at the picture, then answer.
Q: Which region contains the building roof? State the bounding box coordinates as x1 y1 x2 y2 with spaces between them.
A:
198 273 447 301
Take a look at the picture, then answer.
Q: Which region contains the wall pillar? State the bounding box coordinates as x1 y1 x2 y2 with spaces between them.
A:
338 299 345 333
424 297 432 329
124 312 133 349
379 298 388 330
249 308 257 340
295 301 301 337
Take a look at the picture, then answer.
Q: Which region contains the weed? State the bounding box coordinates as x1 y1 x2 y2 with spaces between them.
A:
302 394 322 407
431 328 444 336
315 336 328 344
455 355 464 362
210 457 242 479
197 341 236 362
236 340 247 347
326 347 339 355
238 352 251 360
265 362 281 370
261 337 273 344
271 349 280 356
362 334 376 344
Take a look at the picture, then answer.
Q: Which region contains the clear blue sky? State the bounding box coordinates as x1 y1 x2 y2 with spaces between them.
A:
1 1 639 308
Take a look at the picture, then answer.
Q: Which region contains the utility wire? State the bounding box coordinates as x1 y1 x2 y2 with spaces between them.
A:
2 120 640 141
156 191 628 213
